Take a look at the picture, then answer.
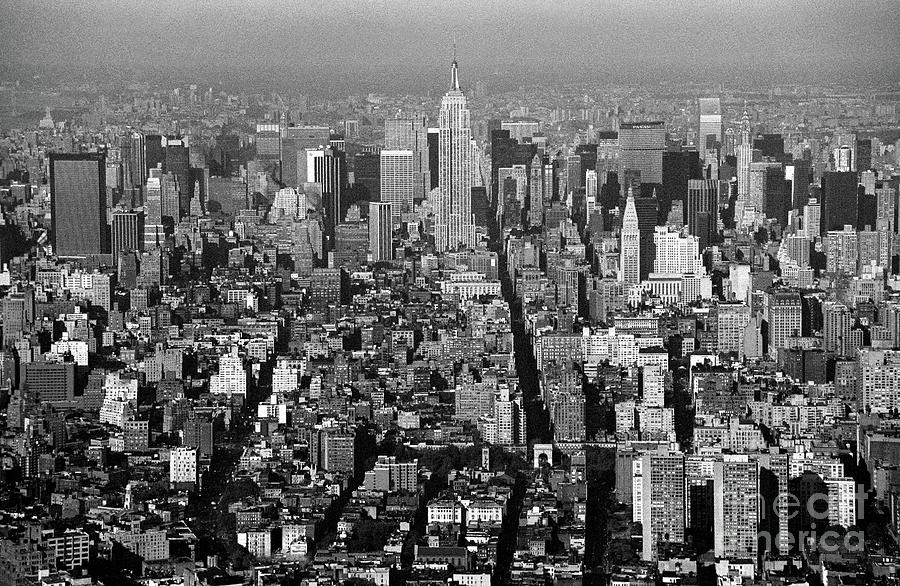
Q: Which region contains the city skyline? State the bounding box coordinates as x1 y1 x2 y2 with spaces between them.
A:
0 3 898 585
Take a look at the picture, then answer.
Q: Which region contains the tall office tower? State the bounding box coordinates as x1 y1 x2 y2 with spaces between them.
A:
122 131 146 191
596 130 620 185
564 154 582 194
145 134 165 175
686 179 719 238
714 455 759 559
160 172 180 221
736 110 752 223
529 153 543 227
634 196 659 281
255 123 281 161
308 147 345 249
786 158 812 209
164 138 191 216
2 293 30 347
652 228 703 276
661 149 702 223
385 114 431 202
50 153 109 258
585 169 599 217
542 159 555 206
435 56 476 252
618 122 665 188
640 451 686 561
760 162 790 225
280 126 331 187
379 150 414 221
876 187 897 232
723 127 736 157
821 171 859 233
698 98 723 158
353 151 381 202
856 138 872 172
767 291 802 358
368 202 393 262
834 144 853 172
823 302 853 357
576 142 597 180
111 210 143 264
803 198 821 240
143 168 165 249
619 192 640 286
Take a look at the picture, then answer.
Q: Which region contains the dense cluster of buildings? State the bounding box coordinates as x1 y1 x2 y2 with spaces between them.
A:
0 49 898 586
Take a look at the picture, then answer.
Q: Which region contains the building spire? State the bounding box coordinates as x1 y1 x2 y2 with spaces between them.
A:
450 38 460 91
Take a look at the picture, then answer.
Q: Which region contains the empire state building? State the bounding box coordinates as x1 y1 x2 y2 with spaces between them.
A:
435 56 475 252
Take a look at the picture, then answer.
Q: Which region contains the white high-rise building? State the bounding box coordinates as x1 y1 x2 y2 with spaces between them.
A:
619 192 640 285
585 169 598 217
435 56 475 252
272 187 307 220
698 97 723 158
380 150 414 221
652 227 703 276
385 114 431 201
210 349 247 398
369 202 394 262
170 447 198 484
803 198 821 239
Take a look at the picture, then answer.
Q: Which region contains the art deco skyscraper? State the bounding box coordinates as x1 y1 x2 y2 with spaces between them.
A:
735 109 752 225
620 190 640 286
435 56 475 252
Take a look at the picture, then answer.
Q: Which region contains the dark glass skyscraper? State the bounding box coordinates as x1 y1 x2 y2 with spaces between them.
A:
50 153 109 257
164 138 191 217
145 134 164 175
821 171 858 233
618 122 666 187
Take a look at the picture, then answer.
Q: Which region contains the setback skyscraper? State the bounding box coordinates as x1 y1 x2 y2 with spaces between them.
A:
434 56 475 252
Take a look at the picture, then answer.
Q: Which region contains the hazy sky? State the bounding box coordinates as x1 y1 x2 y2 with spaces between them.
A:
1 0 898 92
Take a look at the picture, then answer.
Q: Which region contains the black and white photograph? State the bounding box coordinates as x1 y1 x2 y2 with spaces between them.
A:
0 1 898 584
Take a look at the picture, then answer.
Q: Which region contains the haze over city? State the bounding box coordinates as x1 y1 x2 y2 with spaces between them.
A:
2 0 899 92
